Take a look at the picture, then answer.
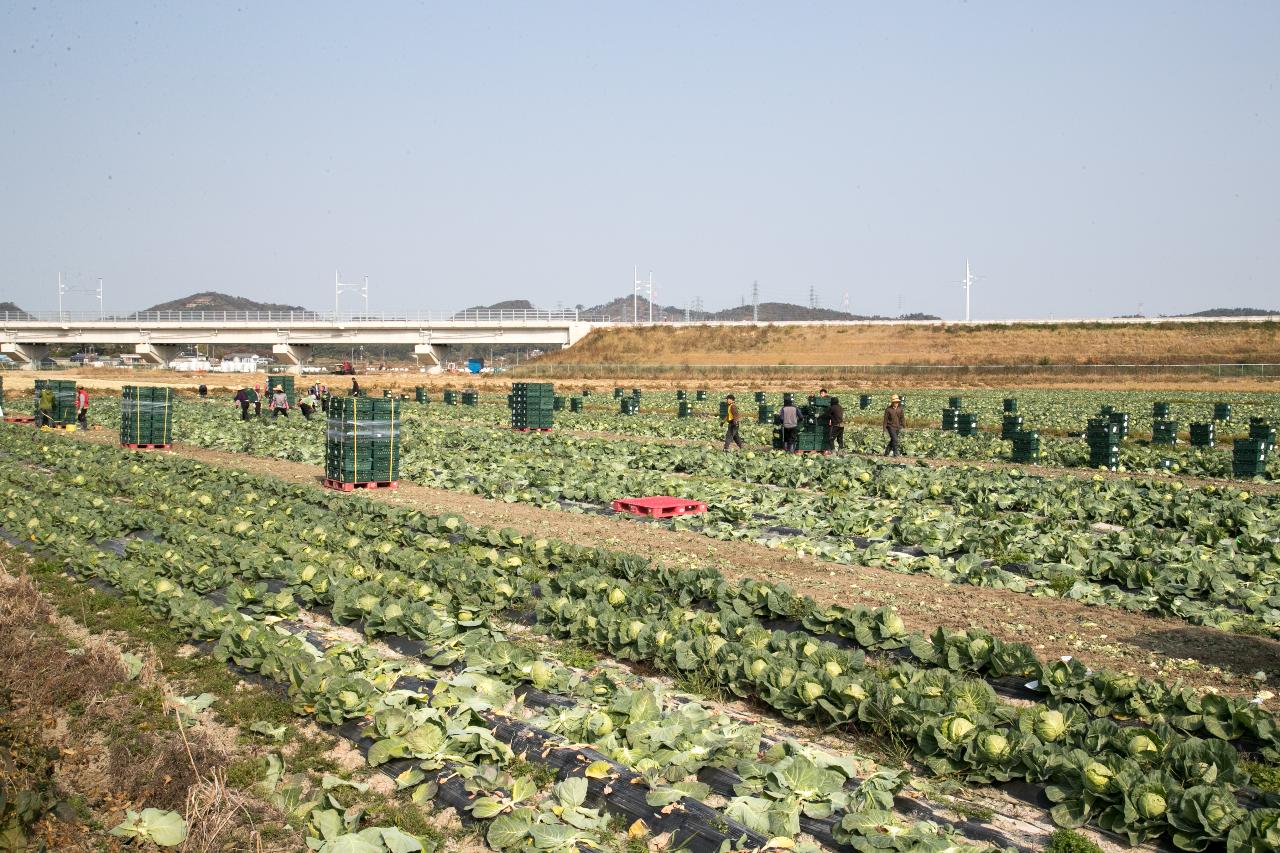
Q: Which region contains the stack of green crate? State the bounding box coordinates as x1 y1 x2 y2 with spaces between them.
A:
120 386 174 446
678 401 691 418
1152 402 1171 419
859 394 872 410
1189 422 1215 448
0 374 4 409
1152 419 1178 445
613 387 624 399
1000 414 1024 440
1108 411 1130 439
631 388 642 399
382 389 392 398
1233 438 1269 478
1011 430 1040 463
796 401 831 451
326 397 400 483
1100 405 1115 416
509 383 554 430
552 395 565 411
415 386 427 403
757 403 772 424
461 391 478 406
957 413 979 437
34 379 77 425
620 396 639 415
569 397 583 413
1003 398 1017 414
443 390 458 406
718 400 730 419
676 390 687 401
1248 419 1276 452
1087 418 1121 469
941 408 960 432
1213 402 1232 421
695 390 707 401
267 376 295 405
581 388 592 397
753 391 766 403
948 396 963 410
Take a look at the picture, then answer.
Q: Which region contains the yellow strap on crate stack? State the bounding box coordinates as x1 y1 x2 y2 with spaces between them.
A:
353 397 359 482
163 387 171 445
134 387 141 445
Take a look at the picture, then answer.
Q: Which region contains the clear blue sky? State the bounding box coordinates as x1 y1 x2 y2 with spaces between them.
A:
1 1 1276 319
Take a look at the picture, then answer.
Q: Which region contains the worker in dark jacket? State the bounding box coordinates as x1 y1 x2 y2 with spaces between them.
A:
779 398 801 452
246 385 260 416
828 397 845 452
234 388 251 421
722 394 744 451
883 394 905 456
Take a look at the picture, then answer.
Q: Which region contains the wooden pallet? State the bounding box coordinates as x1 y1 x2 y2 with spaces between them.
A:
512 427 552 432
611 496 708 518
122 443 171 450
322 478 398 492
2 417 35 423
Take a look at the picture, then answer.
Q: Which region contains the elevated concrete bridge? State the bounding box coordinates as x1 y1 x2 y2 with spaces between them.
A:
0 309 592 374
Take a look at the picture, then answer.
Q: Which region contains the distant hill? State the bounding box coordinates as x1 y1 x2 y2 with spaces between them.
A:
1178 307 1279 318
581 293 938 322
143 291 308 313
456 299 536 315
0 301 31 317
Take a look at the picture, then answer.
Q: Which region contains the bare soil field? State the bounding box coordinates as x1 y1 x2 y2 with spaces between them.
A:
7 365 1280 395
544 321 1280 366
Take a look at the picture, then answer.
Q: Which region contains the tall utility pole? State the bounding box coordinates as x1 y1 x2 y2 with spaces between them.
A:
335 270 369 317
751 280 759 322
633 267 653 323
961 259 975 322
57 273 104 321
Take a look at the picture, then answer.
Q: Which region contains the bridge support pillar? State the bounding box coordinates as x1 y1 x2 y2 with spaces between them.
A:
2 342 49 369
272 343 312 375
414 343 447 374
135 343 181 367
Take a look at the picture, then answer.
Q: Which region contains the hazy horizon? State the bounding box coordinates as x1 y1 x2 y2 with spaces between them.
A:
2 2 1277 320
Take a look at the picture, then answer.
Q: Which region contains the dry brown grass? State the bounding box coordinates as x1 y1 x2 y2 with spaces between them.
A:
542 321 1280 367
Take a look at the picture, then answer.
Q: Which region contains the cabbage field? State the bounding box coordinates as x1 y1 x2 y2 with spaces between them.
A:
1 384 1279 852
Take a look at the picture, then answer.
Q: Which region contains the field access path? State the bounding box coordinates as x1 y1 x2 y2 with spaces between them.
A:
70 429 1279 698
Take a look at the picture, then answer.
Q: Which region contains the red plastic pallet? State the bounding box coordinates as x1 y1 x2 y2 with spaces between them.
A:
322 478 399 492
122 443 171 450
3 417 35 423
611 496 708 518
512 427 552 432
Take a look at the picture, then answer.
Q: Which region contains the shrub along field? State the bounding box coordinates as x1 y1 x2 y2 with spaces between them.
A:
2 382 1279 852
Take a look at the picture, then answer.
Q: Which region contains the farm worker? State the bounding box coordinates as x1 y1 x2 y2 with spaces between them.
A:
299 391 318 420
779 398 801 452
233 388 251 421
722 394 744 451
246 385 261 416
75 386 89 427
198 383 208 398
270 386 290 419
818 387 829 398
828 397 844 452
38 387 55 427
351 377 361 397
883 394 906 457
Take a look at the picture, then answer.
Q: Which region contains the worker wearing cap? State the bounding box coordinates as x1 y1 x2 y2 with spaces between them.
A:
883 394 905 456
722 394 744 451
270 386 290 419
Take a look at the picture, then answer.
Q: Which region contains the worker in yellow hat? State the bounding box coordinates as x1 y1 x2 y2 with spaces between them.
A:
883 394 905 456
